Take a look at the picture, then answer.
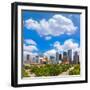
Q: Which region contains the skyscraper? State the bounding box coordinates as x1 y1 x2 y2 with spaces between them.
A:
23 54 32 64
59 54 62 61
36 56 39 63
63 52 67 61
50 56 55 64
56 52 59 64
58 54 62 64
63 51 69 64
68 49 72 64
27 54 30 61
73 51 79 64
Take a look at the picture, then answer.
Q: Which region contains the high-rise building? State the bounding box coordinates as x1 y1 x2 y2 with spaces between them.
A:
59 54 62 61
27 54 30 61
58 54 62 64
68 49 72 64
23 54 32 64
50 56 55 60
63 51 69 64
73 51 79 64
56 52 59 64
63 52 67 60
50 56 55 64
35 56 39 63
39 53 44 57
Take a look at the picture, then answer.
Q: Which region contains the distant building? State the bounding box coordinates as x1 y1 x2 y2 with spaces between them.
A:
73 51 79 64
39 57 48 64
59 54 62 61
24 54 32 64
50 56 55 60
50 56 55 64
36 56 39 63
39 53 44 58
63 52 67 61
56 52 59 64
67 49 72 64
39 57 43 64
32 57 36 63
44 57 48 64
63 52 69 64
27 54 30 61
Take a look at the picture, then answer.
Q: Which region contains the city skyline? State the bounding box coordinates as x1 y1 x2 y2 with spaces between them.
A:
22 11 80 58
24 49 80 65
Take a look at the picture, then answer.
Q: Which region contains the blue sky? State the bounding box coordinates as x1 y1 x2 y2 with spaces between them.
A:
22 10 80 55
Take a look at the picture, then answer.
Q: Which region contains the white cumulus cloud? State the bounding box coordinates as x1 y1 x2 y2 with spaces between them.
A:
24 19 41 30
24 44 38 52
53 41 63 51
45 36 52 40
44 49 56 57
24 14 77 37
25 39 37 45
63 39 79 51
53 39 79 52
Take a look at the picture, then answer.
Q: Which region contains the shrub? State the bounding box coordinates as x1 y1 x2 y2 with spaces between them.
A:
30 64 71 76
24 64 30 70
69 64 80 75
22 68 30 77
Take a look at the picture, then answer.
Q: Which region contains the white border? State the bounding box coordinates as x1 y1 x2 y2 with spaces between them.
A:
17 5 86 84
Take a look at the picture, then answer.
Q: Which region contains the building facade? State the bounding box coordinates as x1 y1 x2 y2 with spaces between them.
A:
68 49 72 64
63 51 69 64
56 52 59 64
73 51 79 64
